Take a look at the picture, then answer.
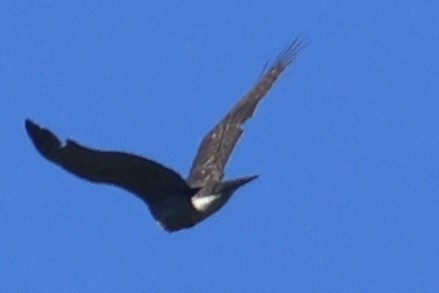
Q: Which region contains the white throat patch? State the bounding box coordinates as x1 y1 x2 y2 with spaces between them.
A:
191 194 221 212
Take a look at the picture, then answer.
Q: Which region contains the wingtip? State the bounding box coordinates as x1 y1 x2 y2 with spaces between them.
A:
25 119 62 159
259 36 307 80
24 119 38 137
219 174 259 193
277 36 308 66
243 174 259 181
25 119 38 134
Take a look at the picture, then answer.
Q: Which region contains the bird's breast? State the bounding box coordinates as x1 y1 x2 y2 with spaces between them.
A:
149 197 201 232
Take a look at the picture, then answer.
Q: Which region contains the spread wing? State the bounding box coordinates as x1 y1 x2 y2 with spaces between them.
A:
187 38 306 187
25 120 198 204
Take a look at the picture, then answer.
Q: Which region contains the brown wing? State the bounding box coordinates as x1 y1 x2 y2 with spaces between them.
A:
25 120 198 204
187 38 306 187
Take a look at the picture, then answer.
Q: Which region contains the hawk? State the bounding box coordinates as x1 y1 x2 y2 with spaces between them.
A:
25 38 305 232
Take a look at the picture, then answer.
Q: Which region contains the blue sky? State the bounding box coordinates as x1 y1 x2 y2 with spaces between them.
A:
1 1 438 292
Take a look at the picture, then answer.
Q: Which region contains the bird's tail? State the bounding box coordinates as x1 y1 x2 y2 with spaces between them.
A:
25 119 62 161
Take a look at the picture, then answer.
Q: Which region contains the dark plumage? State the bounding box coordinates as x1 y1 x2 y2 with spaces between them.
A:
25 38 305 232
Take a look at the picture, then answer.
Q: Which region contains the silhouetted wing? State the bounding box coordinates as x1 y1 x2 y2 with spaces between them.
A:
25 120 197 204
187 38 306 187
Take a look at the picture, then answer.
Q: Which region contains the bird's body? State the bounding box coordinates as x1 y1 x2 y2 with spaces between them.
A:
25 38 305 232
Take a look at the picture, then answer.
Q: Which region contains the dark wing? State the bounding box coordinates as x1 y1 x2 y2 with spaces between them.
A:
25 120 198 204
187 38 306 187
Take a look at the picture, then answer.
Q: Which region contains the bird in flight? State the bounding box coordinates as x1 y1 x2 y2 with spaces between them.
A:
25 38 305 232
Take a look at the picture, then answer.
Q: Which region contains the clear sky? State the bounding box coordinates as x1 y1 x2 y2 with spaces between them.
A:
1 1 438 292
